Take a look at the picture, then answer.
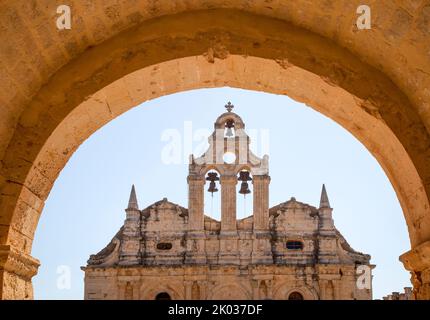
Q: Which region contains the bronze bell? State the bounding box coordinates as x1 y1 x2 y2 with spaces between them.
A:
208 181 218 193
238 171 252 195
206 172 220 194
225 119 235 137
239 181 251 195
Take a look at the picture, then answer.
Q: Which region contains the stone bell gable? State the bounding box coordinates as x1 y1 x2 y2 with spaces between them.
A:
82 103 373 300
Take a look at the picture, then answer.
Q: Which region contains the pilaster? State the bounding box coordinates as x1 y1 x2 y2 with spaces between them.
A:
252 175 270 231
220 175 237 232
188 175 205 231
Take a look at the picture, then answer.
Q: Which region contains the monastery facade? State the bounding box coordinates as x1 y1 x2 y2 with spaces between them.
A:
82 103 373 300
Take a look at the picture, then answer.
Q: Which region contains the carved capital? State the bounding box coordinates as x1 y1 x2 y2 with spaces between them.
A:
187 175 205 184
0 245 40 281
250 279 259 288
400 240 430 300
252 175 271 183
400 240 430 272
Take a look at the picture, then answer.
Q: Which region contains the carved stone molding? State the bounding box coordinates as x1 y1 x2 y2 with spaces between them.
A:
400 240 430 272
400 240 430 299
0 245 40 281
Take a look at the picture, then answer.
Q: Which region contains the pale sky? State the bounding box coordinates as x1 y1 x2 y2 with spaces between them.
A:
32 87 411 299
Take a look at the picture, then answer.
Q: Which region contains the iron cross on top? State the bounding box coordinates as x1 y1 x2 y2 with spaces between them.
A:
225 101 234 112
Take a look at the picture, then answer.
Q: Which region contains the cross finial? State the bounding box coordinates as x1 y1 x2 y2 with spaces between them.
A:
225 101 234 112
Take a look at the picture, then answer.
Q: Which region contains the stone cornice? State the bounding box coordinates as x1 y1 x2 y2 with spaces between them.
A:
400 240 430 272
0 245 40 280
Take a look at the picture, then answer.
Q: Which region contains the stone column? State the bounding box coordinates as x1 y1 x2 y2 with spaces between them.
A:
319 280 326 300
251 280 259 300
333 279 340 300
132 281 140 300
184 281 193 299
251 175 271 264
117 282 126 300
218 175 238 264
197 280 207 300
252 175 270 231
188 175 205 231
0 245 39 300
120 206 141 265
186 175 206 264
220 175 237 233
400 240 430 300
266 279 274 299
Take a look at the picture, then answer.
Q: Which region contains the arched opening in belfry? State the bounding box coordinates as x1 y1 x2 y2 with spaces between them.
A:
236 169 254 219
204 169 221 221
224 116 236 139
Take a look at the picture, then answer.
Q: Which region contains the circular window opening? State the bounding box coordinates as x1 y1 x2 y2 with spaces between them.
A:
288 292 304 300
223 152 236 164
155 292 172 300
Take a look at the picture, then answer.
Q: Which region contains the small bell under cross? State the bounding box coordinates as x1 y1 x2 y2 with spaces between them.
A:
225 119 235 138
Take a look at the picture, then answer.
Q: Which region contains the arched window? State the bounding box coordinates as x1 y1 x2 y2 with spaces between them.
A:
288 292 304 300
286 240 304 250
155 292 172 300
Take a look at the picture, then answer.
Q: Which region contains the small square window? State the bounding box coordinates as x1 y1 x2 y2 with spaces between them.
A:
157 242 172 250
286 240 304 250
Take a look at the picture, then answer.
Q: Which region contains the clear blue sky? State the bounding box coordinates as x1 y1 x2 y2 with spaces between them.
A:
32 87 411 299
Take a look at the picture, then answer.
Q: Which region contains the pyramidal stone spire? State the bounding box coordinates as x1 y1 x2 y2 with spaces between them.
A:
319 184 331 209
127 184 139 210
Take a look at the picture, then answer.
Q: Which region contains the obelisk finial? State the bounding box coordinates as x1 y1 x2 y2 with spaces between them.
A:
225 101 234 112
127 184 139 210
319 184 331 209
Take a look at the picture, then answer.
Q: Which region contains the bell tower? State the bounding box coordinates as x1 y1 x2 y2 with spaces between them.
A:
187 102 270 264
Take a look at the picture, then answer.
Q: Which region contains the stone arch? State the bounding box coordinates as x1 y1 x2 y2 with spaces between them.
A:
140 282 184 300
0 5 429 299
200 166 225 177
236 165 253 175
288 291 304 300
209 283 251 300
273 283 318 300
214 112 246 130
